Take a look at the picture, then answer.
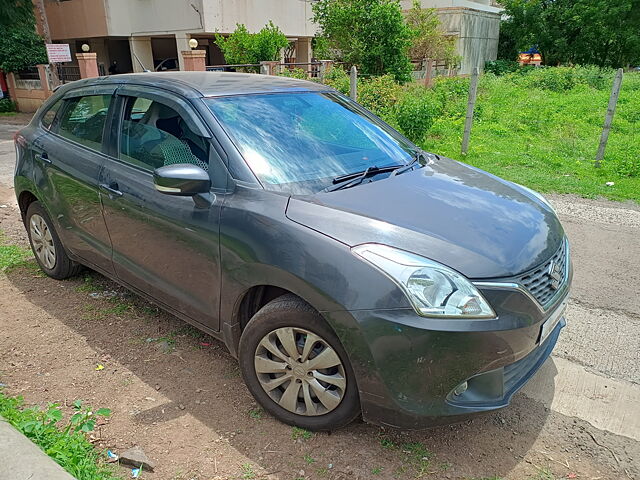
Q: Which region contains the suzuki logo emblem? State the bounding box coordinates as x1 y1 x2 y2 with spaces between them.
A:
548 261 563 290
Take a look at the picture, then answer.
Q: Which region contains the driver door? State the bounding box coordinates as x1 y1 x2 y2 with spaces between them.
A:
99 88 224 331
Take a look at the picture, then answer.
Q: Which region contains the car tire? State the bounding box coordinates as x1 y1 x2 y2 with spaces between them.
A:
239 294 360 431
25 201 82 280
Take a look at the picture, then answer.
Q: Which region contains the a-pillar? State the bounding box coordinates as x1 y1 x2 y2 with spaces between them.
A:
129 36 154 72
76 53 99 79
181 50 206 71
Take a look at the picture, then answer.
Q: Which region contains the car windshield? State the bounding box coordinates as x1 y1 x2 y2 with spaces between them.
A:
205 92 415 193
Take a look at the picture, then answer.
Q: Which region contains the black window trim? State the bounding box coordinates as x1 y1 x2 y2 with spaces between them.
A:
39 97 64 131
49 90 118 157
106 89 229 191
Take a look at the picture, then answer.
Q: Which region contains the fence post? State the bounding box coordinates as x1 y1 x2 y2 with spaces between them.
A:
424 58 433 88
319 60 333 84
595 68 623 168
349 65 357 100
259 61 279 75
36 64 51 97
461 67 479 155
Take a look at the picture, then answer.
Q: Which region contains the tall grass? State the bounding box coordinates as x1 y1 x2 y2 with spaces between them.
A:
325 67 640 202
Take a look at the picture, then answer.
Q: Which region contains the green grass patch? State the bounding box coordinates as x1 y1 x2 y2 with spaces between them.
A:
420 72 640 202
0 232 33 272
329 66 640 202
0 391 120 480
291 426 314 441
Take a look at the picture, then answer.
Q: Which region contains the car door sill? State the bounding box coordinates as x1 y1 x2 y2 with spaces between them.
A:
75 257 222 340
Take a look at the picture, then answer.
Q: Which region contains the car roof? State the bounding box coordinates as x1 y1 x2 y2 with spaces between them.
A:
56 72 334 99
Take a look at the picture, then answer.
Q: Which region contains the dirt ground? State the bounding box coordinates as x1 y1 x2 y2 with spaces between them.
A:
0 119 638 480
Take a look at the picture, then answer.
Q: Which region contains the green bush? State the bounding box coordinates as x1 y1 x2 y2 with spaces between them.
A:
0 98 16 113
509 66 616 92
522 67 580 91
394 87 440 142
573 65 615 90
214 21 288 68
357 74 403 119
323 66 350 95
278 67 309 80
485 60 520 76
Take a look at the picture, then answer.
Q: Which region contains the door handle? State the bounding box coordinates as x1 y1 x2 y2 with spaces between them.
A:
99 183 123 197
35 151 52 164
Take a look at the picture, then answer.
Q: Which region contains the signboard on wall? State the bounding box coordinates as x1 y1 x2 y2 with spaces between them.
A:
46 44 72 63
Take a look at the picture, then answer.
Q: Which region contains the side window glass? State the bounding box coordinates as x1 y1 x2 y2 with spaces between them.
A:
41 98 63 130
58 95 111 150
119 97 209 172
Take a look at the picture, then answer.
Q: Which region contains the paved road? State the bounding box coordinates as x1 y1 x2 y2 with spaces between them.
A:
1 118 638 478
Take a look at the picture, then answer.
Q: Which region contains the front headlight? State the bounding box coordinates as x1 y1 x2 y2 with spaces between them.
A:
352 244 496 319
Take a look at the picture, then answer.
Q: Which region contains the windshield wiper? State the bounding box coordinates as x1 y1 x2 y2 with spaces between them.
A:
323 165 401 192
391 150 435 177
323 150 437 193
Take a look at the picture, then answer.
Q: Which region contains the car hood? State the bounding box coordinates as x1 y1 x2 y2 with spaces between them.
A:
285 158 564 279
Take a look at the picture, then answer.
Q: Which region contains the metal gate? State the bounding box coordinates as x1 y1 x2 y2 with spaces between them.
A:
55 64 81 84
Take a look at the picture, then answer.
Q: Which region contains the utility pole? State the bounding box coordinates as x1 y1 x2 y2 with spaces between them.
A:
33 0 60 88
595 68 624 167
461 67 479 155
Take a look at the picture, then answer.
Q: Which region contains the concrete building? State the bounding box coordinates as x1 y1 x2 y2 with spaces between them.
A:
44 0 318 75
44 0 499 77
402 0 502 74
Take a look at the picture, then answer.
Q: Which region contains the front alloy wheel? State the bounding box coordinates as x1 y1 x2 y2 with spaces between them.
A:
255 327 347 416
239 294 360 431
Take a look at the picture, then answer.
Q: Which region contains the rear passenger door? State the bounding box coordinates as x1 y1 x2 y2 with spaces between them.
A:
99 88 224 331
33 87 117 274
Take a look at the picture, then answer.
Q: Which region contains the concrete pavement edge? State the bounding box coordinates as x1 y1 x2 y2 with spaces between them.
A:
0 416 76 480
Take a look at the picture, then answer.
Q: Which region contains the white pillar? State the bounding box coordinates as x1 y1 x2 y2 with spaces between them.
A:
175 33 192 71
129 36 154 72
296 37 312 63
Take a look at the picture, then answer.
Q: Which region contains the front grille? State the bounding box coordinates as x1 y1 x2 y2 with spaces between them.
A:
517 239 568 308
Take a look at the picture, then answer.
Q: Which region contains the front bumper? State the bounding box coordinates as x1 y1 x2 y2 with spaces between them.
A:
324 288 568 429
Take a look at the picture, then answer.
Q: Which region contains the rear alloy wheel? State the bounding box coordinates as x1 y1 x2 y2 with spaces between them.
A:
25 201 82 279
239 294 360 430
29 213 56 270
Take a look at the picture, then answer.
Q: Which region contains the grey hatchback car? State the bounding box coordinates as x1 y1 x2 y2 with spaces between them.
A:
14 72 571 430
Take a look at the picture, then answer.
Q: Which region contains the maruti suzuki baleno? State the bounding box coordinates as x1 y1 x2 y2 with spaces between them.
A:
14 72 571 430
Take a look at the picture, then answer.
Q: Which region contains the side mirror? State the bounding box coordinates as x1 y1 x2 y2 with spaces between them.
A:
153 164 211 196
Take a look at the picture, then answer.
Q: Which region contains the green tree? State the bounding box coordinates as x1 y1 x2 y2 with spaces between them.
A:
214 21 289 67
405 1 459 68
312 0 413 83
0 3 47 72
498 0 640 68
0 0 33 27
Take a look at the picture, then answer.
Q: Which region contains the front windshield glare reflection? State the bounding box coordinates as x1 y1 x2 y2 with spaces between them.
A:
205 93 413 191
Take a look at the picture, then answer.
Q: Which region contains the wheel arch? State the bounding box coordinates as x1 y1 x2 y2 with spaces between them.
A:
221 274 346 359
18 190 39 223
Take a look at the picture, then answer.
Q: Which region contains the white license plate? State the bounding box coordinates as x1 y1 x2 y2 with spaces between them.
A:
540 302 566 344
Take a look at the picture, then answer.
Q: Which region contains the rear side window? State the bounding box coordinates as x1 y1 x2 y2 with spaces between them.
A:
40 99 63 130
58 95 111 151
